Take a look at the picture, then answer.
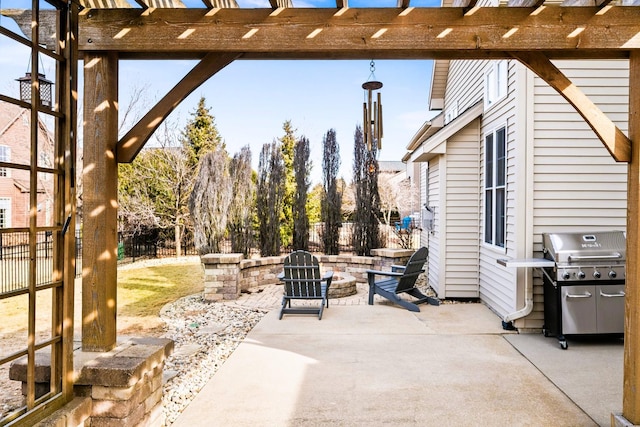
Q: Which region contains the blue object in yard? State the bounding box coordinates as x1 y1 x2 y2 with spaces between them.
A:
402 216 412 230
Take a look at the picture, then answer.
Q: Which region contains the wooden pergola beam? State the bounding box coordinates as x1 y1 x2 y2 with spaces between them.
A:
117 52 240 162
624 50 640 425
78 6 640 60
512 51 631 162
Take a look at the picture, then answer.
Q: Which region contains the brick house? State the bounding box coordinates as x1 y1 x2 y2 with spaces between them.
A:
0 101 54 229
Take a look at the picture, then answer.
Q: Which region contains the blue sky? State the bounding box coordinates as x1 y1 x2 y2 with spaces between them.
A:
1 0 439 184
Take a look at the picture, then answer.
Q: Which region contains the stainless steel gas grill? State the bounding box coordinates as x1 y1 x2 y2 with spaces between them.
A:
542 231 626 349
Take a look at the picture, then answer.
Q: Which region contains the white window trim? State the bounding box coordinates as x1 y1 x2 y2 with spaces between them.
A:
0 145 10 178
483 124 507 249
484 60 508 109
0 198 11 228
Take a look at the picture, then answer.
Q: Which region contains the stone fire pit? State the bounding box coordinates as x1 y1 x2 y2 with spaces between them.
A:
328 273 357 298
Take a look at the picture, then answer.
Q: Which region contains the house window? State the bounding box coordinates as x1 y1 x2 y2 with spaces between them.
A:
444 100 459 125
484 126 506 248
0 198 10 228
485 61 508 108
0 146 10 177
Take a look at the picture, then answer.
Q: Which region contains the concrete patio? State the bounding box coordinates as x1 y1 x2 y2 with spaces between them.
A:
172 283 623 426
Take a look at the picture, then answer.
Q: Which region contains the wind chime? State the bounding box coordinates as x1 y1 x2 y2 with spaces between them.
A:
362 60 383 152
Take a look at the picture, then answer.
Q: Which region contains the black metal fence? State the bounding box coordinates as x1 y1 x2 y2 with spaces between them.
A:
1 224 420 294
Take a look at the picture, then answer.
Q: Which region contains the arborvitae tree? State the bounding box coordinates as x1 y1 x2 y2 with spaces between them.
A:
189 148 232 254
306 183 323 224
293 135 311 250
228 146 255 257
279 121 297 250
182 96 224 168
321 129 342 255
257 141 285 256
352 125 381 256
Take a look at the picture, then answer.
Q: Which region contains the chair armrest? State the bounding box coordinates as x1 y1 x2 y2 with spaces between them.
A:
322 270 333 280
277 271 284 281
366 269 403 278
391 265 406 273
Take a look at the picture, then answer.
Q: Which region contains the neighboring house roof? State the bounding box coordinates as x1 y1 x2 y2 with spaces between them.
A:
405 101 483 163
0 102 26 138
378 161 405 173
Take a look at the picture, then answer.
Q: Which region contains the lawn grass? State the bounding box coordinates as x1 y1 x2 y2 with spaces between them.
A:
117 259 204 318
0 258 204 335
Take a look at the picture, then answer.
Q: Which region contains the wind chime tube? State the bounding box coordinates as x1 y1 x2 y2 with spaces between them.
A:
363 102 369 151
368 89 374 151
373 100 378 143
377 91 383 149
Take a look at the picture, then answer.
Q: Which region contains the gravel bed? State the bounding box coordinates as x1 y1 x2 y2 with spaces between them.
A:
159 295 266 425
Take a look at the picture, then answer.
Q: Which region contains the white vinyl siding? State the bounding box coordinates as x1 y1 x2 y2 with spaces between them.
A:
532 60 628 235
442 121 481 298
445 60 485 116
420 162 429 249
426 159 441 295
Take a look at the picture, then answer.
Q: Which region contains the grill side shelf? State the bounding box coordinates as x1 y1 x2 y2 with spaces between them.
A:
497 258 555 268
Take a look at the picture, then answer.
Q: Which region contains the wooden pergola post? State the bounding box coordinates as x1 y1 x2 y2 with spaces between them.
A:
623 50 640 424
81 52 119 352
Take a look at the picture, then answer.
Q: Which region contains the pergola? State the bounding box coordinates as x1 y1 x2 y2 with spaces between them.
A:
11 0 640 424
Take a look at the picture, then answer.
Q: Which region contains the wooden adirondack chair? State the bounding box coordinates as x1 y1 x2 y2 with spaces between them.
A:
367 247 439 312
278 251 333 320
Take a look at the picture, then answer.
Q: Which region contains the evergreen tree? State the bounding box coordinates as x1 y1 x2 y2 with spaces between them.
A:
352 125 381 256
257 141 285 256
182 96 224 168
279 121 297 250
321 129 342 255
228 146 255 257
293 135 311 250
189 148 232 254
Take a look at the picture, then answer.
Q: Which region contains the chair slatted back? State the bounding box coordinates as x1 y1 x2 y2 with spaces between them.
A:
395 247 428 294
282 251 323 298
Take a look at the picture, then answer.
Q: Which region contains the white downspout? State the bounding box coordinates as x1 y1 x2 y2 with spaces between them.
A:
503 271 532 323
502 61 535 326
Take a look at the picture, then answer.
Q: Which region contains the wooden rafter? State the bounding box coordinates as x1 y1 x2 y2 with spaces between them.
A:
336 0 348 7
79 0 131 7
201 0 239 7
397 0 411 7
269 0 293 8
117 52 240 162
78 7 640 60
133 0 186 8
511 51 631 162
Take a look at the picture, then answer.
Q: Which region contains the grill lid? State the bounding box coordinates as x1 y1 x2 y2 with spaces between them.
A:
543 231 626 265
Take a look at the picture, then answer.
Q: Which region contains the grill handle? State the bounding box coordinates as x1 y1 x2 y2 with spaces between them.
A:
565 291 592 299
600 290 625 298
567 253 622 261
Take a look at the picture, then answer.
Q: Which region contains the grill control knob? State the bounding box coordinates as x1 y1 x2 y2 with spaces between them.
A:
593 271 601 279
577 270 586 280
609 270 617 279
562 271 571 280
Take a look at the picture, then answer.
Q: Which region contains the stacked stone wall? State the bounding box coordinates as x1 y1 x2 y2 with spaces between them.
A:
202 249 417 300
